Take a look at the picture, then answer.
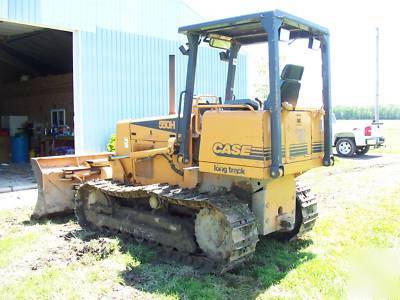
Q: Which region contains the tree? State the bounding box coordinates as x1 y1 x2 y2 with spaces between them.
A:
334 105 400 120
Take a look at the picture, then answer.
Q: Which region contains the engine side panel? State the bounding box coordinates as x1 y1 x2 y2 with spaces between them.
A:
199 109 324 179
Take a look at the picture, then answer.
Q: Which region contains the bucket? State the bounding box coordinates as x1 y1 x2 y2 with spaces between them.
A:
11 135 29 163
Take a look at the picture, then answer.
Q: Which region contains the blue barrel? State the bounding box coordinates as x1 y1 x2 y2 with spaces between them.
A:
11 135 29 163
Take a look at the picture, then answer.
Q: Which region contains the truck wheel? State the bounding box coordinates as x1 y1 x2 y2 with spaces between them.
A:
336 138 356 157
356 145 370 155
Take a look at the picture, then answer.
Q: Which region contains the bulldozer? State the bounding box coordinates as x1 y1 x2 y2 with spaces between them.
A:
31 10 333 272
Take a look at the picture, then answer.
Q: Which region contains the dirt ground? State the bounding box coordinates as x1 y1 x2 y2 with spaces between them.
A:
0 153 399 299
301 153 400 213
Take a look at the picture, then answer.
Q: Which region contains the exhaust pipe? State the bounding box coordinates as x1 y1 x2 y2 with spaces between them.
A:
169 55 176 115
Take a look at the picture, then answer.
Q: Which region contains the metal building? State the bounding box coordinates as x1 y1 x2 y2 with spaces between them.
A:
0 0 247 155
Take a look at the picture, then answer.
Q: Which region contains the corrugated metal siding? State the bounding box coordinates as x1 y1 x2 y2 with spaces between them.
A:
78 29 247 151
7 0 40 24
0 0 8 18
5 0 95 31
94 0 202 41
1 0 248 152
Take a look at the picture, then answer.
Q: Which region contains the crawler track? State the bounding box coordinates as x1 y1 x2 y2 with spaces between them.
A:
296 183 318 236
75 180 317 273
75 180 259 273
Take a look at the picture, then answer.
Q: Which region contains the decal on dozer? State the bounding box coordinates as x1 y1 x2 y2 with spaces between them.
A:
312 142 323 153
131 117 178 132
212 142 271 160
289 143 309 157
213 164 246 175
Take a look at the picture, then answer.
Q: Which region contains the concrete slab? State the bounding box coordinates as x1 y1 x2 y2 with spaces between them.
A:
0 187 12 193
0 163 37 193
0 189 37 209
12 184 38 192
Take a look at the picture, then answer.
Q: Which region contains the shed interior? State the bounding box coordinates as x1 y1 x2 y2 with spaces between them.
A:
0 21 74 163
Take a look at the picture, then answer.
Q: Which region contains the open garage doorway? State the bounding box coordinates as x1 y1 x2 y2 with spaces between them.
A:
0 21 74 191
0 22 74 158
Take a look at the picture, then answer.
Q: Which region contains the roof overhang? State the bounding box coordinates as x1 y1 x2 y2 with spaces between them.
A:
178 10 329 45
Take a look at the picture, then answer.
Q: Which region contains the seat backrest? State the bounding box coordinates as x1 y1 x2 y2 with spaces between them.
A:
263 64 304 110
280 64 304 108
281 64 304 81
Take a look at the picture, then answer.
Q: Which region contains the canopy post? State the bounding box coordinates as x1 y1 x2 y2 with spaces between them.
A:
261 13 283 178
178 33 200 163
321 33 333 166
224 43 241 101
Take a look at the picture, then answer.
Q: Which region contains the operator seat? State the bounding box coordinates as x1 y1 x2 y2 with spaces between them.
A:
264 64 304 110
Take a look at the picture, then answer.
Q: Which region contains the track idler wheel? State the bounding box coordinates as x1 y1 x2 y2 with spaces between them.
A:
194 207 234 262
75 186 112 231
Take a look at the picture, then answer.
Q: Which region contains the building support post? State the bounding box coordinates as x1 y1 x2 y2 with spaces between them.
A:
169 55 176 115
375 27 380 123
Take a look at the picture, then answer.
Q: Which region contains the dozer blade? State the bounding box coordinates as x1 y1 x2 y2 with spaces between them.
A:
31 153 112 218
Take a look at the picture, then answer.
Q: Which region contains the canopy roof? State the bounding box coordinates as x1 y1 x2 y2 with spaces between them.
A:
178 10 329 45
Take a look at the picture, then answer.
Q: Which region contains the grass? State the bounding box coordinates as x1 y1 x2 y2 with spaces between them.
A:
0 231 41 267
270 192 400 299
2 266 81 300
373 126 400 154
1 137 400 298
369 120 400 154
1 181 399 300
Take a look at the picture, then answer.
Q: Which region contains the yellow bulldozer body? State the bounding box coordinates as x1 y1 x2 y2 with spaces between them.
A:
30 11 332 270
104 104 324 234
32 104 324 236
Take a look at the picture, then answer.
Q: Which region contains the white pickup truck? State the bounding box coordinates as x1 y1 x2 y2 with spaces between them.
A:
332 115 385 157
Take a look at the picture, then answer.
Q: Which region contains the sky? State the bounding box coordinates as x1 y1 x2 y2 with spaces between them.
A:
184 0 398 107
